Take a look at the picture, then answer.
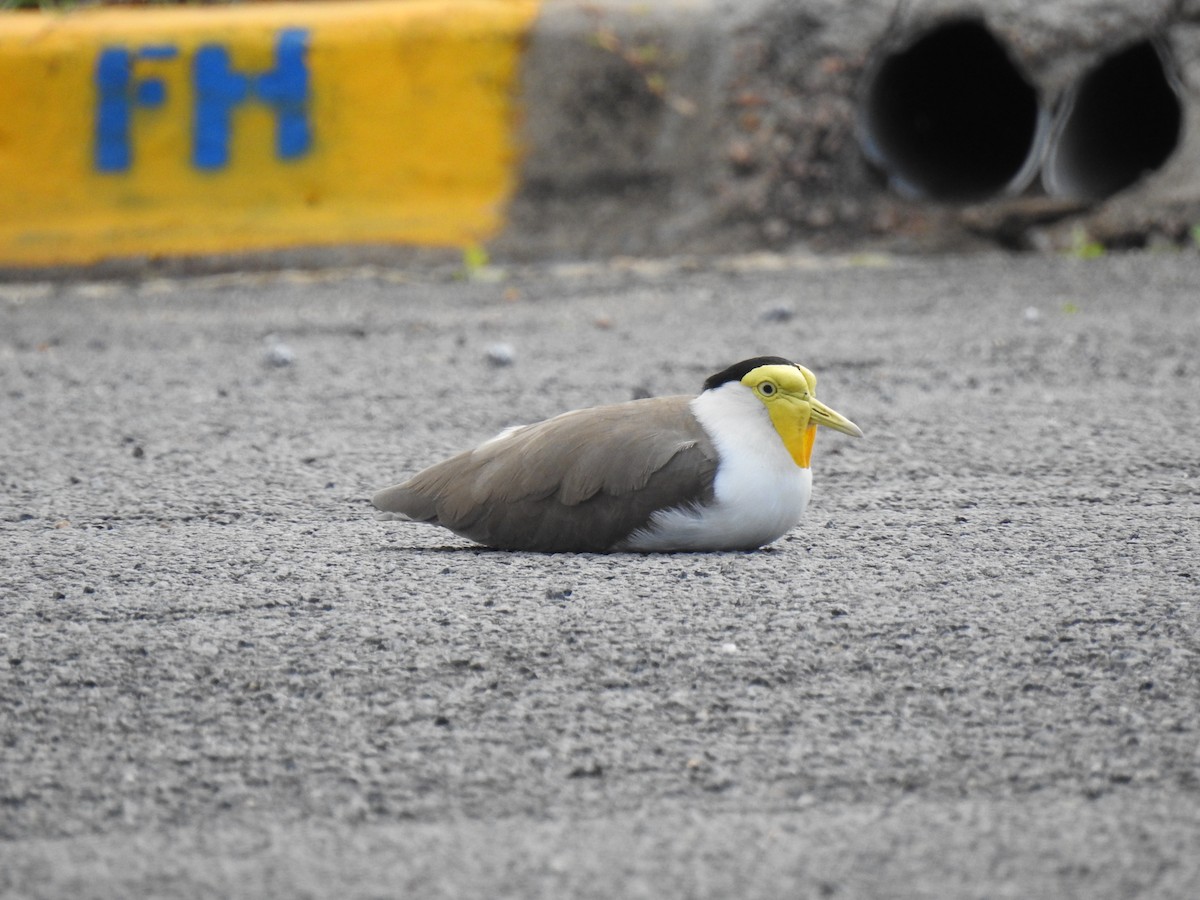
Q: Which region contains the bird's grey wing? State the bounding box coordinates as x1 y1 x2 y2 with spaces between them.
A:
372 396 719 551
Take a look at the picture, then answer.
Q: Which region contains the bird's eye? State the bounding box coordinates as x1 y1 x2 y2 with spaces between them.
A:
759 382 776 396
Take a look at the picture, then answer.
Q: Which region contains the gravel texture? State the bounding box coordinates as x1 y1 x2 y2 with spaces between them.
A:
2 252 1198 898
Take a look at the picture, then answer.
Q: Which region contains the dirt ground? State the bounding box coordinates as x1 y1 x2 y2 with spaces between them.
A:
2 251 1198 898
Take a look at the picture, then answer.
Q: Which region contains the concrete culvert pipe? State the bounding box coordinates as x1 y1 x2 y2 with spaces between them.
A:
858 19 1043 203
1042 39 1183 202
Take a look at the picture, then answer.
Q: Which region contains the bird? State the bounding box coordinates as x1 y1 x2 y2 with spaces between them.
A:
372 356 862 553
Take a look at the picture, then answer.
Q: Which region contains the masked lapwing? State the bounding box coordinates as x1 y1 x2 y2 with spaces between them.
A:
372 356 862 552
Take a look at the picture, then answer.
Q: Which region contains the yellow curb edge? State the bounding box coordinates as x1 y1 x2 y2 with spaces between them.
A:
0 0 540 266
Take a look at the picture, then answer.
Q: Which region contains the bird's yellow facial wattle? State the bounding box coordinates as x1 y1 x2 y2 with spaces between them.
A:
742 363 863 469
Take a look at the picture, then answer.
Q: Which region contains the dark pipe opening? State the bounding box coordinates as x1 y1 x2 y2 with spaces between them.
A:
1043 40 1182 202
859 19 1042 203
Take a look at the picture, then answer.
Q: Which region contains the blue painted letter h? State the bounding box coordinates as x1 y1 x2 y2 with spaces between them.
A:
192 29 311 170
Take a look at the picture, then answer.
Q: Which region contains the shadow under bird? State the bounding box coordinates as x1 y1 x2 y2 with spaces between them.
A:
373 356 863 552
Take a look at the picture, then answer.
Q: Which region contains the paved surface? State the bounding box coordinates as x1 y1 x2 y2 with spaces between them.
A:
2 252 1198 898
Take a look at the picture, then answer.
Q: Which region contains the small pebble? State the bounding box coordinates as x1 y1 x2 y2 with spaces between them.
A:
485 343 515 367
760 302 795 323
263 335 295 367
1023 306 1041 323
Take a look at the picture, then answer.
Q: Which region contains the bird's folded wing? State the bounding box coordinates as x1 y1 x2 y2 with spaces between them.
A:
373 396 720 551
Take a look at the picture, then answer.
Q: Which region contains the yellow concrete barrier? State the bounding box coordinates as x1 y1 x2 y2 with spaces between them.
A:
0 0 539 266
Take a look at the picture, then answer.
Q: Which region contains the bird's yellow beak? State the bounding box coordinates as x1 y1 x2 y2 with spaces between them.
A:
808 397 864 439
792 399 862 468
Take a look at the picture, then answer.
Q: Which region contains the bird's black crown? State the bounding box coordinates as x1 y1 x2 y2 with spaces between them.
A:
703 356 799 392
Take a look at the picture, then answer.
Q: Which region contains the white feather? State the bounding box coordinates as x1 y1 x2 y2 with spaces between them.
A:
619 382 811 551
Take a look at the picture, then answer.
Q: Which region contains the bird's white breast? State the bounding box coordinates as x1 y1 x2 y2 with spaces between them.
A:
620 384 811 551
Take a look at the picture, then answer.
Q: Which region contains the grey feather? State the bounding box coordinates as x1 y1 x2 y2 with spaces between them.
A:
372 396 720 552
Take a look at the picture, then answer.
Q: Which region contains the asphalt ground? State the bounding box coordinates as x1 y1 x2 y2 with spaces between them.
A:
2 251 1198 898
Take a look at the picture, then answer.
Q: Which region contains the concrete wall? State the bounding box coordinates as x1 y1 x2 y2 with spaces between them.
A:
501 0 1200 257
